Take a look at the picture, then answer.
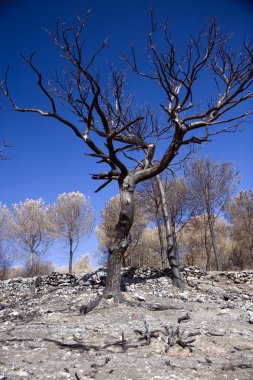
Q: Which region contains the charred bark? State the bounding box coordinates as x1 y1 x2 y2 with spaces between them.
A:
171 220 179 264
69 237 73 274
104 175 135 300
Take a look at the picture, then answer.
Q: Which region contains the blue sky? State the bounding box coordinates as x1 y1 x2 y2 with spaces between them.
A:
1 0 253 268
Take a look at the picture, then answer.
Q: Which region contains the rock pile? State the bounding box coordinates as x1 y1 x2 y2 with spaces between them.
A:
42 272 77 287
1 266 253 297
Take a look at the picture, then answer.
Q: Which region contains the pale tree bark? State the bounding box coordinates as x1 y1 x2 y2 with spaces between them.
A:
155 213 166 268
185 158 239 271
206 210 221 271
140 179 168 268
29 249 34 272
171 221 179 264
156 175 185 289
204 215 212 271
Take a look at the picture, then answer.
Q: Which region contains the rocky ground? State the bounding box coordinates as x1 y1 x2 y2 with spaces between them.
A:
0 267 253 380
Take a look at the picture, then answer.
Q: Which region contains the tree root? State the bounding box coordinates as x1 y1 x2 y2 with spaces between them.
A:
43 316 197 354
79 294 178 315
79 296 104 315
222 362 253 371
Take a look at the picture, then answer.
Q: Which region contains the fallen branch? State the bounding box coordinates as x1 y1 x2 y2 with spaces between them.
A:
205 331 226 336
178 313 190 323
44 338 100 351
79 295 177 315
43 318 198 354
80 296 103 315
222 362 253 371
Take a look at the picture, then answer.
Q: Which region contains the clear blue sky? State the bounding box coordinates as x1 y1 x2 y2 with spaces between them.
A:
1 0 253 268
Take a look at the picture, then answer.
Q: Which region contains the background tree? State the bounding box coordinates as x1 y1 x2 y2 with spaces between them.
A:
8 198 52 275
49 192 95 273
185 158 240 270
140 174 198 272
130 227 162 268
156 174 183 285
1 14 253 301
179 215 231 269
140 179 166 268
225 190 253 269
164 176 196 264
0 203 11 280
21 259 55 277
73 253 92 274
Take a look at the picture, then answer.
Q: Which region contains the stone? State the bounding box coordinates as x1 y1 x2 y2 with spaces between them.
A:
16 370 29 376
133 294 145 302
248 311 253 324
34 276 43 287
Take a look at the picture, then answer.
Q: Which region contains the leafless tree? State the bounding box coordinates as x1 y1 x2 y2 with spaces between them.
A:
156 174 184 286
140 179 167 268
48 192 95 273
185 158 240 270
73 254 92 274
1 13 253 300
179 214 231 269
163 175 197 263
8 199 53 274
225 190 253 269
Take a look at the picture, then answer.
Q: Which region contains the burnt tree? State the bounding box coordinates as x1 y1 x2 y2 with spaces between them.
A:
1 13 253 300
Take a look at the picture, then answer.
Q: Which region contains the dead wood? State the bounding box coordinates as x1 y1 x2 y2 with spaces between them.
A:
0 338 36 343
222 362 253 371
205 331 226 336
178 312 190 323
233 346 253 352
79 296 103 315
164 325 196 352
42 317 198 354
79 294 177 315
44 338 100 351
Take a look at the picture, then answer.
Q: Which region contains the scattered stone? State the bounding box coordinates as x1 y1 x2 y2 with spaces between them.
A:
0 266 253 379
248 311 253 324
133 294 146 302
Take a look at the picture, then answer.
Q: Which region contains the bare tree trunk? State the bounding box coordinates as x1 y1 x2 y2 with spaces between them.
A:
104 175 135 301
207 213 221 271
171 220 179 265
29 247 34 274
204 216 212 271
140 249 144 267
69 237 73 273
155 213 166 269
130 250 133 267
122 253 127 267
156 175 185 289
